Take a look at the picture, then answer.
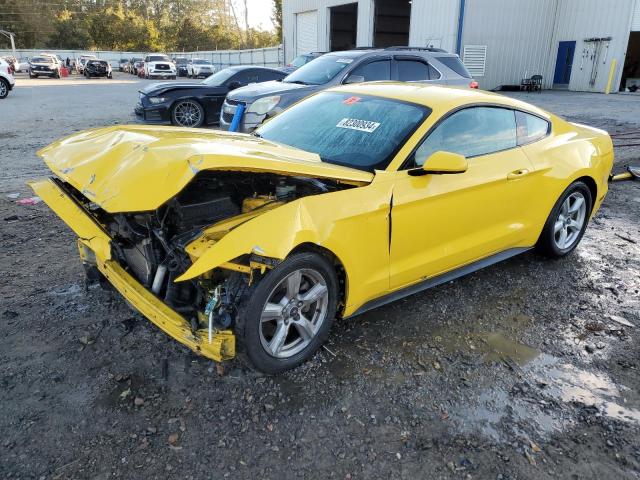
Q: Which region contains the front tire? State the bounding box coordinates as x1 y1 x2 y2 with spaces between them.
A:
235 252 338 374
536 181 592 257
171 99 205 128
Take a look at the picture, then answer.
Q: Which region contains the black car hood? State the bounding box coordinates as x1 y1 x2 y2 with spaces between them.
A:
140 82 225 96
227 80 318 102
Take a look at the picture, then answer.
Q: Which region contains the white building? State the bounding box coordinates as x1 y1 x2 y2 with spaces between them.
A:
282 0 640 93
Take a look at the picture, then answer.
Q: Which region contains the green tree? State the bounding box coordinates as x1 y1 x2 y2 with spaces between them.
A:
272 0 282 41
48 10 92 50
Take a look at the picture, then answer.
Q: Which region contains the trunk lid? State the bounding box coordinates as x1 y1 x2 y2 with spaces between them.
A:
38 125 374 213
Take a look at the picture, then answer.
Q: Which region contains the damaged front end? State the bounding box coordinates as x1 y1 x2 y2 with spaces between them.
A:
31 126 373 362
31 169 345 361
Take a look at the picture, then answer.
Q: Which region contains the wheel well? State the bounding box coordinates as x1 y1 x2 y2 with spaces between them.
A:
290 243 348 318
575 176 597 212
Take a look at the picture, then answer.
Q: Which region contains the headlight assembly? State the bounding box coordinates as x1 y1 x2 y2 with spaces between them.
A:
247 95 281 115
148 97 167 104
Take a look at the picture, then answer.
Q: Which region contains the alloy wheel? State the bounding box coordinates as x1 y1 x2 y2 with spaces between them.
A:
0 81 7 97
553 191 587 249
259 268 329 359
173 101 203 127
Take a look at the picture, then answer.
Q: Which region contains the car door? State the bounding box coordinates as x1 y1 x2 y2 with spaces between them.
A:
389 106 537 289
393 55 443 84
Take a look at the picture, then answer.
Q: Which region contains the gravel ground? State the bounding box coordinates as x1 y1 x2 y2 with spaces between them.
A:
1 73 640 479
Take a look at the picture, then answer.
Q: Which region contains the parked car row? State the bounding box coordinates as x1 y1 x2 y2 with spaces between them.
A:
136 47 477 132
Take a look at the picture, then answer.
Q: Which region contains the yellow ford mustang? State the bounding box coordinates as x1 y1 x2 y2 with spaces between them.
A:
31 83 613 373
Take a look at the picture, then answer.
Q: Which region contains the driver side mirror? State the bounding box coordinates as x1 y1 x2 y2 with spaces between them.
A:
228 81 242 90
344 74 365 84
408 151 468 176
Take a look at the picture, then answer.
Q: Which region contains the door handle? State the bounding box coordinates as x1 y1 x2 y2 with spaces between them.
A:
507 169 530 180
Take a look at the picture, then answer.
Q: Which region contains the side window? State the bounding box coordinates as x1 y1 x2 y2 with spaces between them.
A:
412 107 517 167
259 70 285 82
234 70 260 85
428 64 441 80
397 60 429 81
516 111 550 145
349 60 391 81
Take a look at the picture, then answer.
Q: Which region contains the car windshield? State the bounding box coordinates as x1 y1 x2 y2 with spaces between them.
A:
284 55 355 85
256 92 430 171
31 57 52 63
175 58 188 64
193 59 210 65
149 55 170 62
201 68 237 86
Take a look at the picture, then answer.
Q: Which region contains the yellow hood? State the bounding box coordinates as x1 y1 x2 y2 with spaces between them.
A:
37 125 374 213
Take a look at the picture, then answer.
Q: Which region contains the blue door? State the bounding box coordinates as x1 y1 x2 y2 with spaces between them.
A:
553 41 576 85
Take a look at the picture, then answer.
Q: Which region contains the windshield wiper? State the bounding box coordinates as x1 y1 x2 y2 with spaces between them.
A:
284 80 310 85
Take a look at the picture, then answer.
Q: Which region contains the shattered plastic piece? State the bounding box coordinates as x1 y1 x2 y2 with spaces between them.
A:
608 314 634 328
16 196 42 205
6 193 20 199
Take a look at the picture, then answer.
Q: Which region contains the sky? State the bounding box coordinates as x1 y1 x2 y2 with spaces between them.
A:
241 0 276 31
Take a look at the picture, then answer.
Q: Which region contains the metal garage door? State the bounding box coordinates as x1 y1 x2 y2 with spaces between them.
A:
296 10 318 56
633 0 640 31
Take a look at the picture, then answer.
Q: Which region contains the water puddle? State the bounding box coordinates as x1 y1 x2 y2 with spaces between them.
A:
531 355 640 424
480 332 540 365
447 331 640 441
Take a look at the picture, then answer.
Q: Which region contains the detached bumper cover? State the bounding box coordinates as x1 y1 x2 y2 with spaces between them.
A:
28 177 235 362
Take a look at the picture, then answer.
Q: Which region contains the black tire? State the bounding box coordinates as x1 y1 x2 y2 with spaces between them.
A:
536 180 593 258
171 99 205 128
235 252 339 374
0 78 9 99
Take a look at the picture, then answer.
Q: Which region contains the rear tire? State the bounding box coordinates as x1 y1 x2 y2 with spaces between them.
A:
234 252 338 374
536 181 592 258
0 78 9 99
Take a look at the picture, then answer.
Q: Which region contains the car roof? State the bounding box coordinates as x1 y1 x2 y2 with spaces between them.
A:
326 82 550 118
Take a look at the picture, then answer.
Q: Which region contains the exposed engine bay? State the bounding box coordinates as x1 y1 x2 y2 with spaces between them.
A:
59 171 344 329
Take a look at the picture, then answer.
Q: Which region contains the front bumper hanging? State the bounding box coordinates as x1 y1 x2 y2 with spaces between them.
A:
29 177 235 362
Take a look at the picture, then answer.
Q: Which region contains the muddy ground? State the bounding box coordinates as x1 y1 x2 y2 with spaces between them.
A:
1 74 639 479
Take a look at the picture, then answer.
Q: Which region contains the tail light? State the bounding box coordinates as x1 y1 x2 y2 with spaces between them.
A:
469 80 479 89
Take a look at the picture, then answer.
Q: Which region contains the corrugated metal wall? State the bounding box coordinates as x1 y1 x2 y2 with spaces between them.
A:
462 0 557 90
408 0 459 52
282 0 636 92
548 0 635 92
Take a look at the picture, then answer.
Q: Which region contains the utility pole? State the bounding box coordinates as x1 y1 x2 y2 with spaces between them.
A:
0 30 17 57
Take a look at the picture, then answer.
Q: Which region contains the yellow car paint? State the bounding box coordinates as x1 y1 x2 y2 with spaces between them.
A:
31 83 614 361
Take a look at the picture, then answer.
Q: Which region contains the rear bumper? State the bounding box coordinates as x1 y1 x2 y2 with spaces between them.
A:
28 177 235 362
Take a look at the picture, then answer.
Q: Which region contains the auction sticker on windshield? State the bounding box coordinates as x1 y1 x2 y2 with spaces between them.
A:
336 118 381 133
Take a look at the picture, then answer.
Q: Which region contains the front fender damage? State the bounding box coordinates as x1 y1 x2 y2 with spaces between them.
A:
177 199 320 282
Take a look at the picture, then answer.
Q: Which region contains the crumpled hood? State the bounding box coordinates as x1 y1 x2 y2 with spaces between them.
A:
227 80 316 101
37 125 373 213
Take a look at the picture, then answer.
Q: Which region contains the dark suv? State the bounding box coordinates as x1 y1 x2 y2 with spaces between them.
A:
220 47 476 133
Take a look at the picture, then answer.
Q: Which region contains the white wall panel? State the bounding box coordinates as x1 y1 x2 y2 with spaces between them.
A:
408 0 459 52
549 0 635 92
632 0 640 31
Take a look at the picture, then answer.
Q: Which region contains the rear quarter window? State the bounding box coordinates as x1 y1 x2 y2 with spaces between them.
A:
436 56 472 78
516 111 550 145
